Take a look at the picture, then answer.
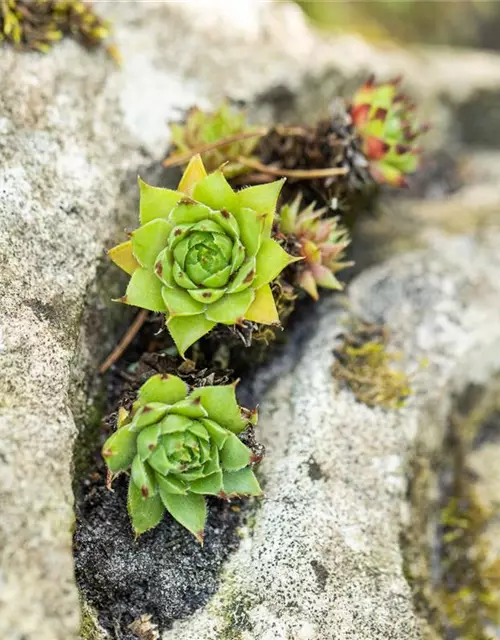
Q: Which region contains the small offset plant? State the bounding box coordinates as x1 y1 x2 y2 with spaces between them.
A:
277 194 352 300
102 373 262 541
166 102 262 178
349 75 428 187
109 154 299 356
0 0 118 58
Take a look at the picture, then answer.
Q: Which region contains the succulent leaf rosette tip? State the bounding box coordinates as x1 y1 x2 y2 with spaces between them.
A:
350 75 429 187
102 373 262 541
108 155 299 356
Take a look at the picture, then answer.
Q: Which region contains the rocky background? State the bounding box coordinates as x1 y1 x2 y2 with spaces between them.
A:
1 2 500 640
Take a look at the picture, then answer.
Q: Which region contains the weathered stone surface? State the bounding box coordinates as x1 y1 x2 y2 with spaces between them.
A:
162 230 500 640
2 1 500 639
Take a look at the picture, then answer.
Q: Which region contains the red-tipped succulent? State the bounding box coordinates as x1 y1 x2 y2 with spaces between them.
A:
278 195 352 301
350 75 429 187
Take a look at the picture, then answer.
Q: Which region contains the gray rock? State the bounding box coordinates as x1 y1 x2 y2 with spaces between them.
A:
2 1 500 639
163 232 500 640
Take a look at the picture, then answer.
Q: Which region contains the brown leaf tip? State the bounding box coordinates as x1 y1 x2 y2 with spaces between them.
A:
179 197 196 206
103 448 113 458
141 485 149 498
221 209 230 219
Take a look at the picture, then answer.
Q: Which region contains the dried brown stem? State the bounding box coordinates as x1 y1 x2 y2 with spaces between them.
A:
99 309 149 375
236 157 349 180
162 129 268 168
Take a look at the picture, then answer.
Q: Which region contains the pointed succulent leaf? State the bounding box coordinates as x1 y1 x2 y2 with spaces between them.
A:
298 270 319 301
279 194 301 235
189 471 223 495
167 314 216 358
131 455 157 499
156 473 187 496
137 424 161 461
254 238 300 288
187 288 226 305
222 468 263 497
190 385 247 434
160 414 193 434
148 446 176 475
108 240 140 275
169 398 208 419
161 492 207 543
199 418 229 447
162 287 206 316
231 207 263 258
237 179 285 236
227 258 256 294
131 219 173 269
138 374 188 406
244 284 279 325
102 427 137 473
169 202 213 226
139 177 182 225
178 154 208 196
193 170 237 211
187 421 210 441
122 268 167 312
128 480 165 536
131 403 169 430
311 264 343 290
205 289 255 324
220 434 252 471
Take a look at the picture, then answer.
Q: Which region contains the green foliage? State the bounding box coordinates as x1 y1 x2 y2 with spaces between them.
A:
109 155 298 356
278 194 352 300
332 322 412 409
102 373 262 541
350 76 428 187
167 102 261 177
0 0 118 59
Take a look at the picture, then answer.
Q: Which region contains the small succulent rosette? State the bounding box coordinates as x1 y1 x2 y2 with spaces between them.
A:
108 155 299 356
102 373 262 542
350 76 428 187
278 195 352 301
168 102 260 177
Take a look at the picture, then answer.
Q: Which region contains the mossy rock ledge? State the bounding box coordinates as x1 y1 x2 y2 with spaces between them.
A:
2 2 500 640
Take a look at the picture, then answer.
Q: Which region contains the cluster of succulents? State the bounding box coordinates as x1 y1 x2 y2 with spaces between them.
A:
349 75 429 187
166 102 262 178
277 195 352 300
109 154 298 357
0 0 118 58
102 373 261 540
98 76 425 544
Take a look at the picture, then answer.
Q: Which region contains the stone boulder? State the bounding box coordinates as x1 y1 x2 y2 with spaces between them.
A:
2 1 500 639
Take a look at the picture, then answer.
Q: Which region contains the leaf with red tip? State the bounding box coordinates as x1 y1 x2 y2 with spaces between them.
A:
161 492 207 543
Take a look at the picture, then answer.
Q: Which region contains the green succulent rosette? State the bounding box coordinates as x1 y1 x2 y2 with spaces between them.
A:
167 102 261 177
109 155 298 356
102 373 262 542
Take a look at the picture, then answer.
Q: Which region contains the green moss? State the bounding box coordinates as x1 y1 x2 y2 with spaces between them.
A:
403 379 500 640
332 321 412 409
80 599 105 640
0 0 119 60
217 588 256 640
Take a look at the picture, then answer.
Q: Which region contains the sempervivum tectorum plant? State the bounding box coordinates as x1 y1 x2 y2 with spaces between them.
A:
278 195 352 301
102 373 262 541
165 102 261 178
350 75 429 187
108 154 299 356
